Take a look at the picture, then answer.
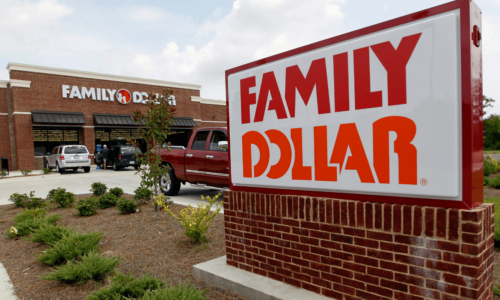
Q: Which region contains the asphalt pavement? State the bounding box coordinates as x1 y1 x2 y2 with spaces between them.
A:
0 166 224 209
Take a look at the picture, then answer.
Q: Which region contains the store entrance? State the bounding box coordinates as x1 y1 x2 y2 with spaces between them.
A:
33 127 82 156
95 128 145 153
94 127 192 154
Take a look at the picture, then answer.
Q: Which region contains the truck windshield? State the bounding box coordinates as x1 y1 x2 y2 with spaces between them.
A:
64 146 88 154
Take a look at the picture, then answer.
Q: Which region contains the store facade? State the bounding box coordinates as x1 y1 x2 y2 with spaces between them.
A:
0 63 227 171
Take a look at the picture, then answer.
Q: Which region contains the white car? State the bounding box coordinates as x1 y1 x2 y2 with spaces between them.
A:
46 145 91 173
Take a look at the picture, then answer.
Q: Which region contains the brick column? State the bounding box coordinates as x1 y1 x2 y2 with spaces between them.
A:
82 127 95 164
0 115 11 170
13 114 35 170
223 191 494 300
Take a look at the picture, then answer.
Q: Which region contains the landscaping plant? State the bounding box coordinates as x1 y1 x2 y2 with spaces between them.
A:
42 168 52 174
134 187 153 205
42 251 121 284
117 198 137 214
129 89 175 218
21 169 32 175
23 191 47 209
8 192 30 207
163 193 223 243
90 182 108 196
485 177 490 186
484 197 500 245
28 224 77 245
7 212 61 239
140 282 207 300
109 187 124 198
99 193 118 208
48 188 76 208
76 197 99 216
0 170 7 177
86 272 165 300
36 230 104 265
488 176 500 189
13 208 47 223
484 156 496 177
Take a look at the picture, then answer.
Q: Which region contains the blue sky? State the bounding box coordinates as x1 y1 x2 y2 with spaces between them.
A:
0 0 499 114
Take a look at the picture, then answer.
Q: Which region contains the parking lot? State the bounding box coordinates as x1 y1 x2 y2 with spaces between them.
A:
0 166 223 209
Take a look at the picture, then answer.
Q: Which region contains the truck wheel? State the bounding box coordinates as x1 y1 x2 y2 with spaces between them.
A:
83 167 90 173
159 169 180 196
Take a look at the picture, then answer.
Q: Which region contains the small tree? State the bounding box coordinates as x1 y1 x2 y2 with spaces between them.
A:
484 95 495 116
130 89 175 217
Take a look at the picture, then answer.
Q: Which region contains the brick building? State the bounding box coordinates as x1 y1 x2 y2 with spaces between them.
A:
0 63 227 171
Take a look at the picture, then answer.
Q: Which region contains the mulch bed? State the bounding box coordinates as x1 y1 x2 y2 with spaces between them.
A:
0 194 248 300
2 190 500 299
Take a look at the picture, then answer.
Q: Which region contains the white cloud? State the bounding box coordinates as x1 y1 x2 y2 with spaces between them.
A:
122 0 346 99
0 0 73 51
482 15 500 116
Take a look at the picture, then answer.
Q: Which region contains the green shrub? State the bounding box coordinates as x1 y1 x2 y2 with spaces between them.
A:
21 169 32 175
163 193 222 243
484 197 500 244
117 198 137 214
8 193 29 207
134 187 153 204
76 197 99 216
23 191 47 209
489 176 500 189
109 187 124 198
36 231 104 265
13 208 47 223
7 214 61 239
0 171 6 177
48 188 76 208
485 176 491 186
42 168 52 174
99 193 118 209
140 282 207 300
90 182 107 196
485 156 496 177
28 224 77 245
86 272 164 300
42 251 121 284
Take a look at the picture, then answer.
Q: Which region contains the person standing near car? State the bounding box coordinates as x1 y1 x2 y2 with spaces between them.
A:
101 145 109 169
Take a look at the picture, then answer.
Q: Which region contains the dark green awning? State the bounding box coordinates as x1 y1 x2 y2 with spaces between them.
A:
32 111 86 124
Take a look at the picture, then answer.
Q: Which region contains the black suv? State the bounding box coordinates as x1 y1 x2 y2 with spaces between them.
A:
102 144 142 171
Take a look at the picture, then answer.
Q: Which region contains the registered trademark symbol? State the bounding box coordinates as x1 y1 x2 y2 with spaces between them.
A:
420 178 428 186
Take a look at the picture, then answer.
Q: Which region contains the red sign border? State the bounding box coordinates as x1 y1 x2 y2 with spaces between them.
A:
225 0 482 210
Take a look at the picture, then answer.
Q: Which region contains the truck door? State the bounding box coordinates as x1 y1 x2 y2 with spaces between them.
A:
204 130 229 187
185 130 210 184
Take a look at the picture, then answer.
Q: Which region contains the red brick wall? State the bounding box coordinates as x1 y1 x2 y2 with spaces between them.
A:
9 70 201 119
6 70 227 170
0 87 11 170
13 114 35 170
224 191 494 300
201 103 227 123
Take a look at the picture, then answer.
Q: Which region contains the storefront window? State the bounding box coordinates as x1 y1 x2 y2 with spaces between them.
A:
33 128 81 156
94 128 190 154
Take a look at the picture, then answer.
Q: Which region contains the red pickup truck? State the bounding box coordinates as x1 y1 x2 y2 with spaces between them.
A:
159 127 229 195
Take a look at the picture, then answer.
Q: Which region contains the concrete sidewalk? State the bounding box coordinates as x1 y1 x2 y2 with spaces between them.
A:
0 263 17 300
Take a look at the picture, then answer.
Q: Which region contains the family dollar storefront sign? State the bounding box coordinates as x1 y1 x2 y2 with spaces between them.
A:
226 7 483 209
62 85 176 105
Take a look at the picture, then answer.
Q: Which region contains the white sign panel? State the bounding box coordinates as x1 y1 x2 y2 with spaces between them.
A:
228 11 462 200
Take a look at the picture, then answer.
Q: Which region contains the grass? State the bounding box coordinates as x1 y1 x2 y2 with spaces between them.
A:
484 197 500 245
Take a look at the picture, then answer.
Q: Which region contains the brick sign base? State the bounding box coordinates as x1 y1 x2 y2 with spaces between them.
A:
223 191 494 300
